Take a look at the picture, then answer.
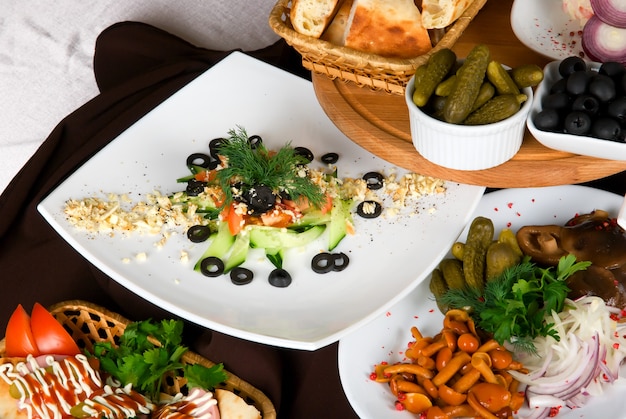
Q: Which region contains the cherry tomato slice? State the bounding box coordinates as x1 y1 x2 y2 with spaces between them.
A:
30 303 80 356
5 304 40 357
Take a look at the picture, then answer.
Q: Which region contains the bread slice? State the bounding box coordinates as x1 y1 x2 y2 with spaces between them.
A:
290 0 342 38
421 0 474 29
343 0 432 58
321 0 353 45
215 388 262 419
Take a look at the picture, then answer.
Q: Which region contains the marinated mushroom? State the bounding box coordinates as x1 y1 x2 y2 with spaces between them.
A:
516 210 626 308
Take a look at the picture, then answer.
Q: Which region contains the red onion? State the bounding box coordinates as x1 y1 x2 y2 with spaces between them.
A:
582 15 626 64
591 0 626 28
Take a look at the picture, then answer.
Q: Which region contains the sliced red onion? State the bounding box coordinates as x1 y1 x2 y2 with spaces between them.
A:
591 0 626 28
582 15 626 64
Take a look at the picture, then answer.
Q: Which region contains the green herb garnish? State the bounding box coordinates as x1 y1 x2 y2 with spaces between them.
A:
216 126 325 208
440 254 591 353
91 319 227 401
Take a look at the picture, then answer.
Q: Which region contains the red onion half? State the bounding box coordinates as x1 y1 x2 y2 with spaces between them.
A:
591 0 626 28
582 15 626 64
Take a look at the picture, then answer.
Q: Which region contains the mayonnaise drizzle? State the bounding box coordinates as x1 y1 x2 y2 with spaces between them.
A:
0 354 154 419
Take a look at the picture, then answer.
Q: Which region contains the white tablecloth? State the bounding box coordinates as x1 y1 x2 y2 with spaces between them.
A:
0 1 279 194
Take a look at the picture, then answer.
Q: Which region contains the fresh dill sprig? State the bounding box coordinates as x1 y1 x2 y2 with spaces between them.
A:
215 127 325 208
439 254 591 353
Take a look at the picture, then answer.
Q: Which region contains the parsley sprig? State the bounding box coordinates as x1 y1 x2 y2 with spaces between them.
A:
91 319 227 402
216 127 325 208
440 254 591 353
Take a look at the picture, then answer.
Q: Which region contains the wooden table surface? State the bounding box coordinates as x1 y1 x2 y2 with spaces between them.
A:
311 0 626 188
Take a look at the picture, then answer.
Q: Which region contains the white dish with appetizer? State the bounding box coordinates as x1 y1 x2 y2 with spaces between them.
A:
339 185 626 418
511 0 587 60
36 51 485 350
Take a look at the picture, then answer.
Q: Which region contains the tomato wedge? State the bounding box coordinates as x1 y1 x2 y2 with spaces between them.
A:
5 304 40 357
30 303 80 356
223 202 245 236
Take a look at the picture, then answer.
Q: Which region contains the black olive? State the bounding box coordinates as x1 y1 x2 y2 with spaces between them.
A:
549 77 568 94
186 153 212 169
599 61 625 79
268 268 292 287
542 92 571 111
248 135 263 149
311 253 334 274
571 94 600 115
564 111 592 135
534 109 562 132
590 117 622 141
294 146 314 163
187 225 212 243
356 200 383 219
230 267 254 285
242 185 276 214
589 74 616 103
607 97 626 122
559 56 586 78
186 179 207 196
200 257 225 277
321 152 339 164
332 252 350 272
209 138 226 159
566 71 592 96
362 171 384 190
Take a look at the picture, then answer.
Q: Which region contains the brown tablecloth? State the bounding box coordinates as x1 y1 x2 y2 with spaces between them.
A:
0 21 358 419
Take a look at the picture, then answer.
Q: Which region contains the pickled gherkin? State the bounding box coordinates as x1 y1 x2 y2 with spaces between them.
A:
461 216 494 290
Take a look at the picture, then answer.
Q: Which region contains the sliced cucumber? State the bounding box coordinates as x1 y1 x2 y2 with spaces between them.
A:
249 224 326 249
291 210 331 229
328 198 353 251
223 232 250 273
193 221 235 272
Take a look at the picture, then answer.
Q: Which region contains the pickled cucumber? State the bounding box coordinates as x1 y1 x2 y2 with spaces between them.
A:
435 75 457 97
443 44 491 124
412 48 457 107
485 241 521 281
462 216 494 290
486 60 520 95
511 64 544 88
469 81 496 113
439 258 465 290
497 228 523 258
451 242 465 260
430 268 449 313
464 93 527 125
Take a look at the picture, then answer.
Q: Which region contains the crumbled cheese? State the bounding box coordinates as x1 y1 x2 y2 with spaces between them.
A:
180 250 189 264
135 252 147 262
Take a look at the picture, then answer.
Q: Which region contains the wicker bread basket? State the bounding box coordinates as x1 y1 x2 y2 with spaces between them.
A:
0 300 276 419
269 0 488 94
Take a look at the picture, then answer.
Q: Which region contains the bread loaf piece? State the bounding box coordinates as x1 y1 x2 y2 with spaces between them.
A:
421 0 474 29
321 0 353 44
290 0 342 38
343 0 432 58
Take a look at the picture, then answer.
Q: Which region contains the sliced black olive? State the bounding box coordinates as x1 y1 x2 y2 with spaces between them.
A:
332 252 350 272
357 200 383 219
321 152 339 164
311 253 334 274
200 257 224 277
268 268 292 287
248 135 263 149
294 146 314 163
362 172 384 190
186 179 207 196
187 225 212 243
186 153 212 169
242 185 276 214
230 267 254 285
209 138 226 159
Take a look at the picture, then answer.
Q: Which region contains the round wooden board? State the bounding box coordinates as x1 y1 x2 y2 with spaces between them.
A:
312 74 626 188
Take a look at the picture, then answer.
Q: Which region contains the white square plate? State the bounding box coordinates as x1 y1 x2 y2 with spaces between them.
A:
37 52 484 350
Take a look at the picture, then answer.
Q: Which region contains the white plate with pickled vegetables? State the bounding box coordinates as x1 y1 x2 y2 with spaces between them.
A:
338 185 626 418
37 51 485 350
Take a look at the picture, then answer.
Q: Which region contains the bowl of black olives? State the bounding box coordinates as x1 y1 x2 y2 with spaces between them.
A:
528 56 626 160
